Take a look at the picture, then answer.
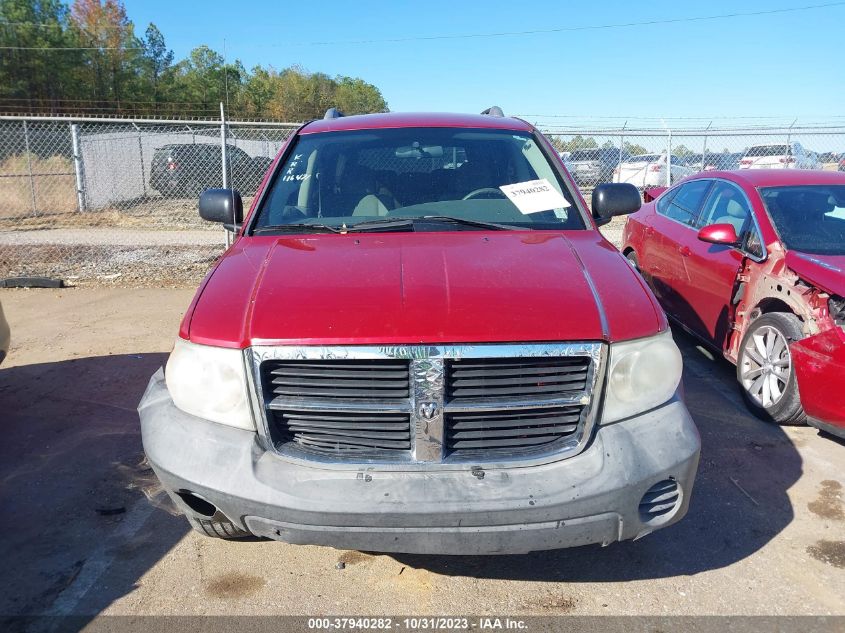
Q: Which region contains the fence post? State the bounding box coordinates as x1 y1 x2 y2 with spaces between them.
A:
220 102 229 190
22 120 38 216
701 121 711 172
786 118 797 164
220 102 231 247
666 128 673 187
617 121 627 183
70 123 86 212
133 122 148 197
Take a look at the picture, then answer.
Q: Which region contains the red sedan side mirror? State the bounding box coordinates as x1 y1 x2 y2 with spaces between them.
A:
697 223 739 246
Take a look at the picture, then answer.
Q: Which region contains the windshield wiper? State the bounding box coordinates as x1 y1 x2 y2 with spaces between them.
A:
253 223 342 234
346 218 416 232
418 215 518 231
348 215 518 233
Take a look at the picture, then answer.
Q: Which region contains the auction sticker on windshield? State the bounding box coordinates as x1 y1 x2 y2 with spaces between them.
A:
499 179 570 214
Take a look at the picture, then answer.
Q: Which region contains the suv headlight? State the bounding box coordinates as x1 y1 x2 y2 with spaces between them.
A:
602 329 682 424
165 337 254 430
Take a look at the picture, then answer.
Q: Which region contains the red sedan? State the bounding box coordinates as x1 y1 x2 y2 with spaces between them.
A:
623 170 845 438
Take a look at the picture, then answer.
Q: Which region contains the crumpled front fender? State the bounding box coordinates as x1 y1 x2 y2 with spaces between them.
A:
791 328 845 429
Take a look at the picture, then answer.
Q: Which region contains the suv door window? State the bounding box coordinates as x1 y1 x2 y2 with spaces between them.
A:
658 179 711 226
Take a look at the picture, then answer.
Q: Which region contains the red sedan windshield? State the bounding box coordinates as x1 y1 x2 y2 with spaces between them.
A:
760 185 845 256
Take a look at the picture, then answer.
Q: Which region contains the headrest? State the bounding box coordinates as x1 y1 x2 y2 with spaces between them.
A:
725 200 747 218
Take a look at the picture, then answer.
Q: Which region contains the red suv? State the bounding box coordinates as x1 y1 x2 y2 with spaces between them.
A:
139 109 700 554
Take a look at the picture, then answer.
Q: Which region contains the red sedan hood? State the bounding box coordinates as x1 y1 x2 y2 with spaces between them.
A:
786 251 845 297
187 231 664 347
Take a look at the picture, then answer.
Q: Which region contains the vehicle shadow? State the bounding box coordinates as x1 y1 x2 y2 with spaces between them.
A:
389 328 802 581
0 353 188 627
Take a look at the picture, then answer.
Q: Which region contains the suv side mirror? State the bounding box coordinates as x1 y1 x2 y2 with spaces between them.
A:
591 183 642 224
199 189 243 231
697 223 739 246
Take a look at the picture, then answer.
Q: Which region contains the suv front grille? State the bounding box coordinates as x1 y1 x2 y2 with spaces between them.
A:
270 409 412 455
446 357 590 402
264 359 410 401
252 344 603 467
445 406 582 454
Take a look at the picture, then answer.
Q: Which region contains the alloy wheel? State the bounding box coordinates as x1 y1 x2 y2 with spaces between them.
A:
739 325 791 408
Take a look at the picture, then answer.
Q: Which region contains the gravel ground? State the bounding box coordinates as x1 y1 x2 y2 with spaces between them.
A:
0 228 224 246
0 288 843 624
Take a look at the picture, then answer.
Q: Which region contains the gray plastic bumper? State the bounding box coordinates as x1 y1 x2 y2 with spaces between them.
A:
139 369 700 554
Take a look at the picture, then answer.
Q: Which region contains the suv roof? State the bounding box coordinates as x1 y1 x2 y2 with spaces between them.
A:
301 112 534 135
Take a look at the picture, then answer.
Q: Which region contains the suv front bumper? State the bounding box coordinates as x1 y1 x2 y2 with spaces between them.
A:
139 369 700 554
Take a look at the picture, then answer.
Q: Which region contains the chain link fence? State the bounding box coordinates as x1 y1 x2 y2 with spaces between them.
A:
1 116 843 285
0 115 298 284
546 126 845 194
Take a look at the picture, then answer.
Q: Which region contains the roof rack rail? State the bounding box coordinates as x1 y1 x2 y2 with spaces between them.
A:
481 106 505 117
323 107 345 120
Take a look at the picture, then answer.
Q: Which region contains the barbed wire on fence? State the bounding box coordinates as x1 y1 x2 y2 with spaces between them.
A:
0 114 843 285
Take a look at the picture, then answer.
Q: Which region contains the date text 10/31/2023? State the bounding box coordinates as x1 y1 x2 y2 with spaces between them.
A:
306 617 529 630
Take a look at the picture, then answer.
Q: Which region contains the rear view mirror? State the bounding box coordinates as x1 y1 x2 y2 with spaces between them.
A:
697 223 739 246
395 145 444 158
199 189 244 231
592 183 642 223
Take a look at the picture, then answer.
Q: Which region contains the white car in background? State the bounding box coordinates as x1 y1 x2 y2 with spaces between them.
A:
558 151 572 170
0 300 9 364
613 153 694 188
739 142 820 170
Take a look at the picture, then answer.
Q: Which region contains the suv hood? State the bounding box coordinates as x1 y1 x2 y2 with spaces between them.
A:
187 231 664 347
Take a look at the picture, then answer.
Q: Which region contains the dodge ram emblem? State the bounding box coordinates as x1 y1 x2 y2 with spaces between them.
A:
419 402 438 420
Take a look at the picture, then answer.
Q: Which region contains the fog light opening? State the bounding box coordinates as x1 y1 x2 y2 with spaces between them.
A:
176 490 217 518
638 478 682 526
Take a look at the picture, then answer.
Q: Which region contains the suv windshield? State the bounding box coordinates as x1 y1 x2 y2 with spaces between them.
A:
761 185 845 255
251 127 585 233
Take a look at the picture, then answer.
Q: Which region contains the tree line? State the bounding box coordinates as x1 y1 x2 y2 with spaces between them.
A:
0 0 388 120
549 134 730 158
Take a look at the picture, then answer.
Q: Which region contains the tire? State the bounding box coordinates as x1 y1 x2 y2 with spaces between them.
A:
736 312 807 425
625 250 649 284
186 515 251 540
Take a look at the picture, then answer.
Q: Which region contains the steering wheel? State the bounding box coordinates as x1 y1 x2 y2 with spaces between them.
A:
462 187 507 201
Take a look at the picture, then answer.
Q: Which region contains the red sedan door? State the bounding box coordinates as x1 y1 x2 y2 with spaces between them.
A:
645 179 714 320
671 179 757 348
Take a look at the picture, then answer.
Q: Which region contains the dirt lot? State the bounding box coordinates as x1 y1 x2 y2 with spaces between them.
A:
0 287 843 625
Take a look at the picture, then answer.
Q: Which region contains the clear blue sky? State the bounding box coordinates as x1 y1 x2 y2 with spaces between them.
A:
122 0 845 126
